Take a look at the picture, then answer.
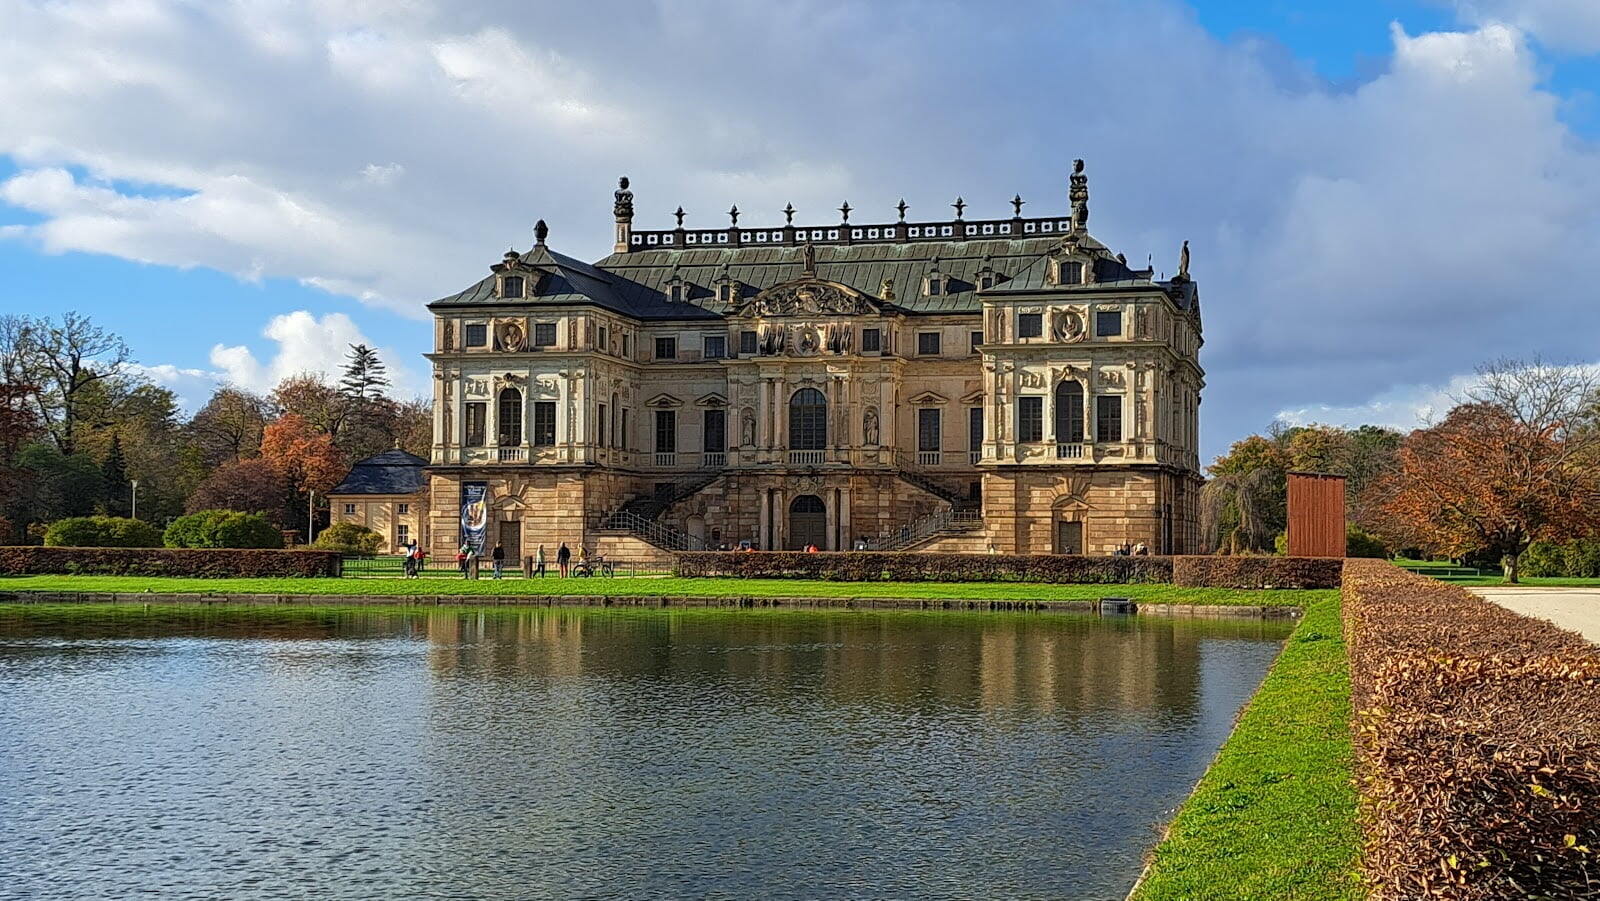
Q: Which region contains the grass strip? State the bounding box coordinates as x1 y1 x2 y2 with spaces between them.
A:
0 575 1328 607
1132 592 1360 900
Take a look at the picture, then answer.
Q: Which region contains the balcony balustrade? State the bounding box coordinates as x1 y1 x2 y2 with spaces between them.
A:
1056 443 1085 459
917 450 942 466
497 447 526 463
702 451 726 468
788 450 825 465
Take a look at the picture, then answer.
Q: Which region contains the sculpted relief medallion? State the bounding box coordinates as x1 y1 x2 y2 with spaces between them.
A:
495 319 526 352
1051 308 1085 343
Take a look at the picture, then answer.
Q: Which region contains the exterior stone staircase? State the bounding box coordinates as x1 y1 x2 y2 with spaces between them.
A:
863 508 984 551
595 473 721 552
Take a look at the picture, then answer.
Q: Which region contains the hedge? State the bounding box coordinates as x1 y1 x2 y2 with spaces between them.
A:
674 552 1342 588
1343 559 1600 899
311 523 384 555
1172 555 1343 589
0 546 342 578
42 516 163 548
164 510 284 549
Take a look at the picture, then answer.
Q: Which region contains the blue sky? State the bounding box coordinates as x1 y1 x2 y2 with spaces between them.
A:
5 0 1600 462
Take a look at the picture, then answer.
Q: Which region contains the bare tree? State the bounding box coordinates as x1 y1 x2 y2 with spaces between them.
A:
5 312 131 454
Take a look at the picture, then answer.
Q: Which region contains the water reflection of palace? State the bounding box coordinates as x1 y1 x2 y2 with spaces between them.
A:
411 609 1286 717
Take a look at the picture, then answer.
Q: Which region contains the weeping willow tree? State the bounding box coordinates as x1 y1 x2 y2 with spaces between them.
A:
1200 468 1282 554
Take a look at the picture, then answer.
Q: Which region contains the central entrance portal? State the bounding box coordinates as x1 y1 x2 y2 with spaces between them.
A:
788 495 826 550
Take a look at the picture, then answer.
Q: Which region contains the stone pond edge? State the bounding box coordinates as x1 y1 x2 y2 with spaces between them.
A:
0 590 1301 618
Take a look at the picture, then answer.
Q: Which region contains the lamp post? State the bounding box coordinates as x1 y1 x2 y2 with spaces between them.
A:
131 479 139 520
307 489 316 545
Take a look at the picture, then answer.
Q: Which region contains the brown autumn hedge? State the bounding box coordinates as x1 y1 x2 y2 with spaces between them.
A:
674 551 1173 583
1172 554 1343 589
0 546 343 578
1343 559 1600 899
674 552 1342 587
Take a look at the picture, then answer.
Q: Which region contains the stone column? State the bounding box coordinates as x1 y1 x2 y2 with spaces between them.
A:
758 488 770 549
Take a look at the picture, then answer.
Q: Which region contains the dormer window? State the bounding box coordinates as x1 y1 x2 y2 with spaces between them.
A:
668 283 685 303
717 282 739 304
978 272 997 291
501 275 525 299
1054 260 1084 286
925 272 945 296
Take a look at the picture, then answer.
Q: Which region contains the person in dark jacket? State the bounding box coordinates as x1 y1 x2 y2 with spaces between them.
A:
491 542 506 580
557 542 572 578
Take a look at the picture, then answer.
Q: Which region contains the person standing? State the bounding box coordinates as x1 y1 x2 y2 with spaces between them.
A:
402 540 416 578
557 542 572 578
491 541 505 580
410 542 425 578
534 544 547 578
457 543 472 579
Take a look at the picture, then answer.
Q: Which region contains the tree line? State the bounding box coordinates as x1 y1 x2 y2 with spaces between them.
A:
0 312 428 543
1203 359 1600 581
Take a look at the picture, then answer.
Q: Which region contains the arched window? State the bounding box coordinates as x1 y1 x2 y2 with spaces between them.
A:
788 387 827 450
1054 380 1084 443
497 387 523 445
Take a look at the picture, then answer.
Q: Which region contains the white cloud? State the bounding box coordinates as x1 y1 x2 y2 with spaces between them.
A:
209 310 419 397
1453 0 1600 53
2 1 1600 458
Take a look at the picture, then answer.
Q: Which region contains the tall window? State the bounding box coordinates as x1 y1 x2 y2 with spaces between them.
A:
497 387 522 445
597 325 609 352
597 402 607 448
533 322 556 346
465 402 486 446
861 328 881 353
502 276 524 298
1018 313 1042 338
1055 381 1085 443
532 402 556 446
917 332 941 356
465 324 488 347
704 335 726 359
969 407 983 453
740 330 758 356
611 393 620 447
704 409 725 453
1018 397 1043 442
622 333 633 358
788 388 827 450
970 330 983 353
655 337 676 360
621 409 631 450
1096 395 1123 442
1058 261 1083 284
918 408 941 452
655 410 677 453
396 524 409 545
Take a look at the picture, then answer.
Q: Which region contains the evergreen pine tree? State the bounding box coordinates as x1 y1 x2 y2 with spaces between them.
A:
339 344 389 400
101 431 129 516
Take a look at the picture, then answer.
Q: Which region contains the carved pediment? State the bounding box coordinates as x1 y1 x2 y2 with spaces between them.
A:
959 389 984 405
739 278 874 318
694 392 728 407
908 391 948 406
645 393 682 408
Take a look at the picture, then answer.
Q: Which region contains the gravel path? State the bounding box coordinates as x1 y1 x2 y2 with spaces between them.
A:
1468 586 1600 645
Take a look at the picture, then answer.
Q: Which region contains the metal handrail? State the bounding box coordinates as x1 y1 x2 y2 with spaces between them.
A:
863 508 982 551
595 509 707 551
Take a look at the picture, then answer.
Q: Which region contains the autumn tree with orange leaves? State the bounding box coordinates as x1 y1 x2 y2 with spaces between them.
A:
1371 360 1600 582
259 413 346 536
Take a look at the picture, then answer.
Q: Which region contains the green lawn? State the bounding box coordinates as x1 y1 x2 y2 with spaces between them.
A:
0 574 1328 607
1388 559 1600 587
1132 593 1361 900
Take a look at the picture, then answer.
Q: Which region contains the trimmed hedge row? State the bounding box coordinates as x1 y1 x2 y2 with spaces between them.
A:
0 546 342 578
1173 555 1343 589
1343 559 1600 899
674 552 1343 588
675 551 1173 583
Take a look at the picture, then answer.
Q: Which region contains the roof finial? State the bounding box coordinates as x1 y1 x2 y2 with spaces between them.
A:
783 202 796 225
1069 159 1089 232
896 198 908 222
729 204 739 226
613 176 633 220
1178 240 1190 279
1011 194 1025 216
839 201 851 223
674 206 685 227
952 196 966 219
534 219 548 246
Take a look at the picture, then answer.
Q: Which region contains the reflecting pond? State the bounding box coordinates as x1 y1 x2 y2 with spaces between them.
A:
0 604 1292 900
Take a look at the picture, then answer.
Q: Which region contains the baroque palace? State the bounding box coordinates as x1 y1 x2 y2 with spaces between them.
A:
331 163 1204 562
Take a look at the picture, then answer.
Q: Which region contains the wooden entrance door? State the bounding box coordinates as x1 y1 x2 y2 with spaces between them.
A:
1055 520 1083 555
788 495 827 550
498 521 522 563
